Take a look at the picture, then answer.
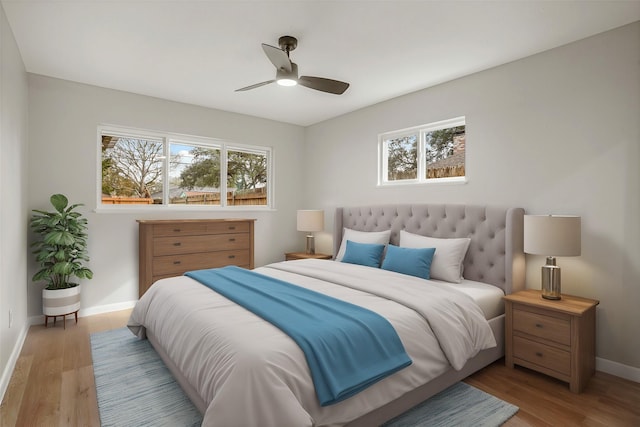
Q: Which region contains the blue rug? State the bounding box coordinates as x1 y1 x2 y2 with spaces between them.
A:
91 328 518 427
383 382 518 427
90 327 202 427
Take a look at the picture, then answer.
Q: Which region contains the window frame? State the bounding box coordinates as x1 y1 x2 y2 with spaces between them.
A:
378 117 466 186
97 125 274 212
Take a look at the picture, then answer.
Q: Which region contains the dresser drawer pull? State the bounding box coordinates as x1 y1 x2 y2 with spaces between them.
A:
228 226 236 230
173 242 182 246
173 228 181 232
535 323 543 328
173 261 181 265
228 255 236 259
229 238 236 242
535 352 543 357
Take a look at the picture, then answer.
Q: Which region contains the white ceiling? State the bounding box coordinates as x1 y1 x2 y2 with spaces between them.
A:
3 1 639 126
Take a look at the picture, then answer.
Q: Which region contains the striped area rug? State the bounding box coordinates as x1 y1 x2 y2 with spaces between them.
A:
91 327 517 427
383 382 518 427
90 327 202 427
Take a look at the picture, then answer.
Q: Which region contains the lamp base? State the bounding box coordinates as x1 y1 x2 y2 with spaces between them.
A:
305 234 315 254
541 257 561 300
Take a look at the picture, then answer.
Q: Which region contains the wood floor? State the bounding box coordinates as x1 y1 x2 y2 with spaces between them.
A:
1 309 639 427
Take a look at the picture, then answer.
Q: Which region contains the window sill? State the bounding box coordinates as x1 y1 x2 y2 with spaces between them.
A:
94 205 276 214
377 176 467 187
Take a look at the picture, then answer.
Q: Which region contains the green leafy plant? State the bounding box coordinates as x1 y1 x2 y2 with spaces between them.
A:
30 194 93 290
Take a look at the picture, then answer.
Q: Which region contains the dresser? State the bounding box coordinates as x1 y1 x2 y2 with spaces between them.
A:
504 289 599 393
137 219 255 297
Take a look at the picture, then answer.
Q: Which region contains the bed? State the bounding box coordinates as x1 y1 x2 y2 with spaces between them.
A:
128 204 525 426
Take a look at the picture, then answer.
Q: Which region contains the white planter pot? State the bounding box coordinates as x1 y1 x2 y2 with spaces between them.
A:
43 285 81 316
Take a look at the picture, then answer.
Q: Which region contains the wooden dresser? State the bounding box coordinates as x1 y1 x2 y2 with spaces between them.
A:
504 289 599 393
137 218 255 297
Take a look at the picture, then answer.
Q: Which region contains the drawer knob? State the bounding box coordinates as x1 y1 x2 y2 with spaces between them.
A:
173 242 182 246
535 323 543 328
173 228 181 232
173 261 181 265
535 352 543 357
229 226 236 230
228 255 236 259
229 238 236 242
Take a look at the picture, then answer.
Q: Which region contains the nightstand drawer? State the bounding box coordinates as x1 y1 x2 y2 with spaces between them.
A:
513 336 570 375
513 308 570 345
285 252 332 261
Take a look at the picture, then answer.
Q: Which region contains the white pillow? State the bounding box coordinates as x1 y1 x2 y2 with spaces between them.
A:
400 230 471 283
336 228 391 262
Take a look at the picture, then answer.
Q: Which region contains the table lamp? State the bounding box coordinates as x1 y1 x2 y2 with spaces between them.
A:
524 215 581 300
297 210 324 254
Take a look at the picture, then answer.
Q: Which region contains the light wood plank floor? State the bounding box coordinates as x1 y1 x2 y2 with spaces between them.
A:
1 309 639 426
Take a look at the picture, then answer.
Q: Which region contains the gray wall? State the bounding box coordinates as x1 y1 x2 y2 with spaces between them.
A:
305 22 640 373
0 3 29 399
27 75 306 318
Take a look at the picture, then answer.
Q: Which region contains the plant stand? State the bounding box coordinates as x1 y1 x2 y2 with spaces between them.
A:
42 285 81 329
45 310 79 329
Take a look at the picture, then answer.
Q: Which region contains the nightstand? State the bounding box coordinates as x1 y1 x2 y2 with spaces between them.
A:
504 289 599 393
285 252 332 261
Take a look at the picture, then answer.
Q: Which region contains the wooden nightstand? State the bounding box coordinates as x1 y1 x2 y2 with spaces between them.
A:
285 252 332 261
504 289 599 393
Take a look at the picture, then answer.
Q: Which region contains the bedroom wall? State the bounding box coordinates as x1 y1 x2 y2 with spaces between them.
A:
0 3 29 400
27 75 306 319
304 22 640 376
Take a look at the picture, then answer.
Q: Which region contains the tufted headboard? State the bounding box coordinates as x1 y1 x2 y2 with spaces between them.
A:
333 204 525 295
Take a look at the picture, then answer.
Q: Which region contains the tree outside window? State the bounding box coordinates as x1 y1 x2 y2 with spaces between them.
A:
99 127 271 207
379 118 465 185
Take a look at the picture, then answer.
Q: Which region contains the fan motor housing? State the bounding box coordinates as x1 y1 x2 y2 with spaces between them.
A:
278 36 298 53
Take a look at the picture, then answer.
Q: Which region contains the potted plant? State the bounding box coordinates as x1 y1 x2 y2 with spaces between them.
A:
30 194 93 322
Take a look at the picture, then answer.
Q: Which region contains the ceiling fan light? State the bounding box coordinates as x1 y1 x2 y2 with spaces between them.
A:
277 78 297 87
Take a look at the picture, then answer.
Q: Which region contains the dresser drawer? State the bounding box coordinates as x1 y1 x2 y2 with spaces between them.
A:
513 308 571 346
152 250 251 276
513 336 570 376
153 233 251 256
151 267 250 285
206 221 251 234
153 222 208 237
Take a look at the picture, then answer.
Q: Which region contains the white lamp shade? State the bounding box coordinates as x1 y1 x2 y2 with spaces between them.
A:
524 215 581 256
297 210 324 232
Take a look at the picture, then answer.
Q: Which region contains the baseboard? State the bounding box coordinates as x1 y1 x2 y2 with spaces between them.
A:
79 300 137 317
28 300 138 325
597 357 640 383
0 323 30 403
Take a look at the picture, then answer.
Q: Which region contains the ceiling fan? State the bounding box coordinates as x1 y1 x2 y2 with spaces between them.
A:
235 36 350 95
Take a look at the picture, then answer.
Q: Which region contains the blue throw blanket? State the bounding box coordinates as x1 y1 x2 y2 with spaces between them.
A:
185 266 412 406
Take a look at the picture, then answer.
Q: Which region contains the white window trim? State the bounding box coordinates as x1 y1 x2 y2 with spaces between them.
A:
377 117 467 187
96 124 274 212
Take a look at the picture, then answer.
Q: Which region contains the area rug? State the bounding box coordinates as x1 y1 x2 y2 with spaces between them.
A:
90 327 202 426
382 382 518 427
91 327 518 427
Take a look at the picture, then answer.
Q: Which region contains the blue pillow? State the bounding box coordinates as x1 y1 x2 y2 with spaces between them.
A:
341 240 386 268
381 245 436 280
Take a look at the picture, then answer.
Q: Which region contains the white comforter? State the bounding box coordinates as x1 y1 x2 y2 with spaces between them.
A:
128 259 496 427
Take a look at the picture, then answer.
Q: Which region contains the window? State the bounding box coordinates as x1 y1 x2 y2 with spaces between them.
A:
99 126 272 208
379 117 466 185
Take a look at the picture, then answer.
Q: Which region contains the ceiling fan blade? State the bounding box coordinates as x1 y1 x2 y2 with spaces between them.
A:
235 80 276 92
262 43 292 72
298 76 350 95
